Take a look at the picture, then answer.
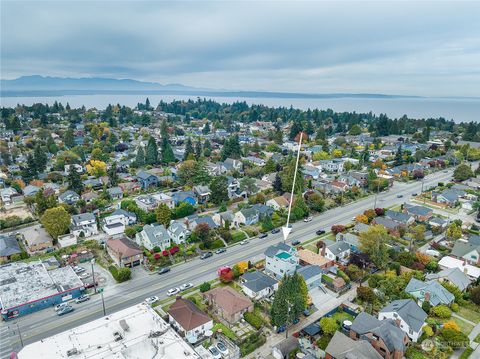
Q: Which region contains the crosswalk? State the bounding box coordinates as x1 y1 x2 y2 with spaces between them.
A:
0 323 17 359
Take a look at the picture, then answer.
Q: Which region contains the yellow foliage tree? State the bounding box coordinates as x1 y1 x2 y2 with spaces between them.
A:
355 214 369 224
332 149 343 158
86 160 107 178
237 261 248 274
313 151 330 161
443 320 460 332
416 252 432 265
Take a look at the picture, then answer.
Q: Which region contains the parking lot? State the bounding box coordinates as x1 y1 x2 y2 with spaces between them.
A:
74 261 116 289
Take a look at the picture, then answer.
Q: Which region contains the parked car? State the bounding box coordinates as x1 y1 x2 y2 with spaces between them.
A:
303 217 312 222
276 325 286 333
208 346 222 359
216 341 229 356
200 252 213 260
57 306 74 316
239 240 249 245
73 266 85 274
145 296 159 304
397 194 403 198
259 233 268 238
291 240 301 246
54 303 69 312
412 193 418 197
215 248 226 254
167 288 180 297
158 267 171 275
271 228 280 234
79 273 91 280
180 283 193 291
316 229 326 235
75 294 90 304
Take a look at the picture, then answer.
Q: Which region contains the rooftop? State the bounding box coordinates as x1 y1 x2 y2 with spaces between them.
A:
0 260 84 310
18 303 200 359
276 251 292 260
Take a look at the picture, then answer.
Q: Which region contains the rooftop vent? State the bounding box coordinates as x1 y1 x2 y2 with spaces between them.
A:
113 331 123 342
66 348 78 356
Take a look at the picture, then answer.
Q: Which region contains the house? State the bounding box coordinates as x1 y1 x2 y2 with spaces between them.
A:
267 196 290 211
234 207 259 227
425 267 472 292
320 240 351 263
70 213 98 238
136 224 171 251
23 185 40 197
24 231 53 252
404 278 454 306
0 234 22 262
428 216 447 229
325 331 382 359
204 286 253 324
57 233 78 248
385 210 415 226
378 299 427 342
432 189 465 207
264 243 299 279
223 158 243 172
404 204 433 222
297 265 323 290
152 192 175 209
297 249 334 269
58 190 80 205
136 171 159 189
319 159 345 173
373 217 403 236
350 312 409 359
193 185 210 204
1 187 17 205
251 203 274 219
272 337 299 359
168 220 191 244
172 190 197 206
102 209 137 236
336 232 360 252
438 256 480 281
81 191 99 203
226 176 246 199
212 210 236 229
106 236 143 267
134 194 159 211
450 240 480 265
168 297 213 341
186 215 218 231
240 270 278 300
107 187 123 200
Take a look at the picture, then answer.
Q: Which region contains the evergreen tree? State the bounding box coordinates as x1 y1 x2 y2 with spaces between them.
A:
67 169 84 193
304 119 314 135
184 137 194 160
195 140 202 158
289 119 303 140
394 145 403 166
23 153 38 182
64 128 75 148
315 127 326 142
145 137 158 165
220 135 242 160
202 122 210 134
264 158 277 173
161 138 175 164
273 173 283 193
203 140 212 157
34 144 48 173
270 273 308 327
281 157 304 194
47 135 58 154
135 146 145 167
145 97 151 110
108 163 119 186
210 176 229 205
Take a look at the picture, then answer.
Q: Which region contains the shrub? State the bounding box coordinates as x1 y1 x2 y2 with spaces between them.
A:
199 282 211 293
422 301 431 313
331 225 346 235
451 303 459 312
357 286 376 303
443 320 460 331
423 325 434 337
244 311 263 329
439 328 469 348
320 317 338 335
316 335 331 350
109 265 131 283
431 305 451 318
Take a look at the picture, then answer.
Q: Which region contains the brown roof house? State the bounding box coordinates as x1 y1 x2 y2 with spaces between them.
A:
204 286 253 325
106 236 143 268
168 297 213 342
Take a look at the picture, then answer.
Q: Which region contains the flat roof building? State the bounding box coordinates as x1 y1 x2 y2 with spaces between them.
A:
0 259 84 320
18 303 201 359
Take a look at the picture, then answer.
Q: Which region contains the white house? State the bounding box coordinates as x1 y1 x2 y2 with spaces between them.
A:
151 192 175 209
378 299 427 343
438 256 480 281
321 240 351 263
264 243 299 279
136 224 171 251
168 297 213 341
102 209 137 236
266 196 289 211
167 220 191 245
240 270 279 300
0 187 17 206
70 213 98 238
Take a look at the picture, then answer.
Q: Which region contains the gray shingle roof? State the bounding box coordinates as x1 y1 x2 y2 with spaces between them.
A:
327 241 351 256
264 243 293 258
451 241 480 258
425 267 472 291
405 204 432 217
71 212 95 225
325 331 382 359
241 270 278 292
386 210 412 224
297 265 323 281
380 299 427 333
0 235 22 257
405 278 455 306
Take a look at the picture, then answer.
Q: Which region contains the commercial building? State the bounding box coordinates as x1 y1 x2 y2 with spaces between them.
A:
18 303 201 359
0 260 84 320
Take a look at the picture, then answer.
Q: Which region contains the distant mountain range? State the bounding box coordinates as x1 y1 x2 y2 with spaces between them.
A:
1 75 420 99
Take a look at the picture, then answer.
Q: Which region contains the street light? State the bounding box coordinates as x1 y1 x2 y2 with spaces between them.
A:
91 259 97 294
99 288 106 317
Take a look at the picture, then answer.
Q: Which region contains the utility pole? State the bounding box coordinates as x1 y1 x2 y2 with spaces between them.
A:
373 180 380 209
15 322 24 348
285 300 293 339
100 289 106 316
91 259 97 294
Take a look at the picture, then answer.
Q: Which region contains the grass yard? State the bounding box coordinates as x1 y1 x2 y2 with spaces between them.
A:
474 333 480 343
459 348 474 359
441 317 474 335
458 304 480 324
330 311 354 324
212 322 238 341
231 230 247 242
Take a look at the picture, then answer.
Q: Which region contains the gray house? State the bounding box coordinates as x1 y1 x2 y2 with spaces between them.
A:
378 299 427 342
426 267 472 292
405 278 455 306
297 265 323 290
136 171 159 189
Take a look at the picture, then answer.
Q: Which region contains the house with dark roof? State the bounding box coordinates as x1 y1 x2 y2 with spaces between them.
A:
385 210 415 226
193 185 211 204
58 190 80 205
240 270 278 300
432 189 465 207
167 220 191 244
136 171 159 189
172 190 197 206
426 267 472 292
373 217 403 237
234 207 260 226
403 204 433 222
336 232 360 252
0 234 22 262
325 331 382 359
107 186 123 200
379 299 427 342
264 243 299 279
405 278 455 306
450 239 480 266
70 213 98 238
321 239 351 263
135 224 171 251
350 311 409 359
297 265 323 290
168 297 213 341
204 286 253 324
106 236 143 267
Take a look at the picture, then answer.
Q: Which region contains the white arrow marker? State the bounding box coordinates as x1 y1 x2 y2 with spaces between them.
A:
283 132 303 242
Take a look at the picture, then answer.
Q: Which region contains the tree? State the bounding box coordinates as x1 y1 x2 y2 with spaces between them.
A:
22 153 38 182
156 203 172 227
240 177 258 195
219 268 234 283
108 163 119 186
86 160 107 178
203 140 212 157
172 202 196 219
348 124 362 135
306 193 325 212
184 137 194 160
145 137 158 165
357 286 376 302
446 223 462 240
319 317 338 336
160 137 175 164
453 163 474 181
33 190 58 216
34 144 48 173
273 173 283 193
194 223 212 247
331 225 346 235
67 169 84 193
220 135 242 160
439 328 469 348
135 146 145 167
199 282 211 293
270 273 308 327
281 157 304 194
41 206 71 242
63 128 75 148
264 158 277 173
431 305 451 318
202 122 210 134
470 286 480 305
210 176 229 205
359 225 390 269
261 215 274 232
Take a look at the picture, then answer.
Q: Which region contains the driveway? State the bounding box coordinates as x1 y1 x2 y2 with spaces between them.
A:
309 286 336 310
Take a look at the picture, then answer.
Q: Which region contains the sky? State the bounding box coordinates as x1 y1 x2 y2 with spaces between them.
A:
1 1 480 97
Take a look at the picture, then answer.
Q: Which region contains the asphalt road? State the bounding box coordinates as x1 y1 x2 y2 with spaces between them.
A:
0 168 455 358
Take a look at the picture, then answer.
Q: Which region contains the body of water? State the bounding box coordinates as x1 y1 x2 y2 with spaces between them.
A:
1 94 479 123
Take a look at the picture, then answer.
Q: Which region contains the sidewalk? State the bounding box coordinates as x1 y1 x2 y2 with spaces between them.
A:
246 284 358 359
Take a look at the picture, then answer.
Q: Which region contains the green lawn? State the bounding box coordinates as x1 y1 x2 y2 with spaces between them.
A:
330 311 354 324
459 348 474 359
231 230 247 242
458 304 480 324
212 322 238 341
441 317 474 335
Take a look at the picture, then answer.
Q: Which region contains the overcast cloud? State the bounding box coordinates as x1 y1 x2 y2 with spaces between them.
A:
1 1 480 96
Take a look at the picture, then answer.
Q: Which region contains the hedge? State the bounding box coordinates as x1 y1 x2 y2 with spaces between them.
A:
109 265 131 283
243 311 263 329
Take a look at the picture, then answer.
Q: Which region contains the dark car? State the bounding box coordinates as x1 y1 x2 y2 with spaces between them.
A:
83 281 98 289
259 233 268 239
315 229 326 236
291 240 301 246
158 267 171 275
200 252 213 260
271 228 280 234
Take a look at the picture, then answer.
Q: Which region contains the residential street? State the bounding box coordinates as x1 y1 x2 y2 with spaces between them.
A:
0 168 454 358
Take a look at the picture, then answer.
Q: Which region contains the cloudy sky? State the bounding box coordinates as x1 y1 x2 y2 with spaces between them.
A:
2 1 480 97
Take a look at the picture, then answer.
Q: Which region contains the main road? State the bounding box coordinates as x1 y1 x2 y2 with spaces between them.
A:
0 168 455 358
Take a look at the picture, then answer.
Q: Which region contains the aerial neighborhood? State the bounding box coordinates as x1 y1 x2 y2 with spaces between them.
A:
1 99 480 359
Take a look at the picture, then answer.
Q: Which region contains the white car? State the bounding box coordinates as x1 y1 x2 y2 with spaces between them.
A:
239 240 249 245
54 302 69 312
167 288 180 297
180 283 193 291
145 296 159 305
79 272 91 280
303 217 312 222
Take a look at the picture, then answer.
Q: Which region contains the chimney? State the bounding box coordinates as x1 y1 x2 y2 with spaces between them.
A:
321 243 326 257
395 319 401 327
424 292 431 303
